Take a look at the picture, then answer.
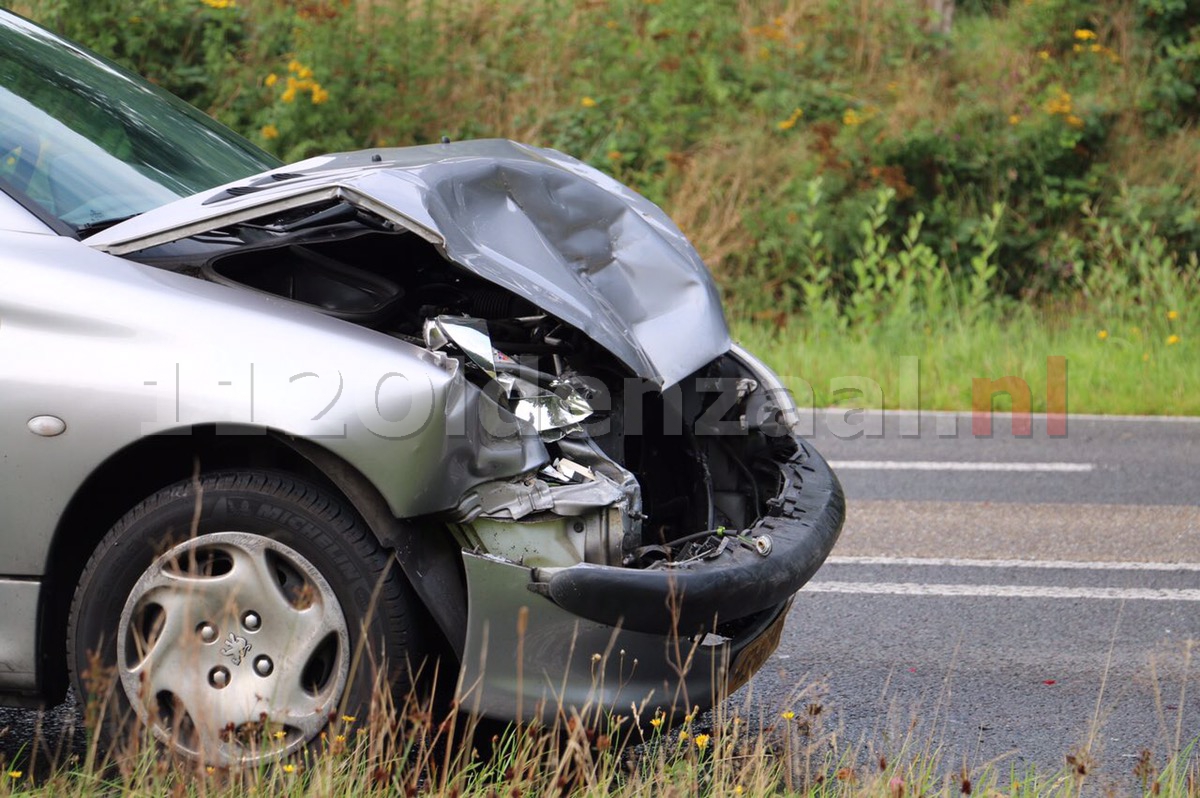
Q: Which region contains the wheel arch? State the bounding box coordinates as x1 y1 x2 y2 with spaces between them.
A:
38 424 465 704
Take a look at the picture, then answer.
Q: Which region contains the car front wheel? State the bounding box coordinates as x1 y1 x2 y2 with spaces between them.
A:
68 470 424 765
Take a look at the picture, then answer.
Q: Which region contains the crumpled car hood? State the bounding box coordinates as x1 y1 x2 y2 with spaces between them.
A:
86 140 731 388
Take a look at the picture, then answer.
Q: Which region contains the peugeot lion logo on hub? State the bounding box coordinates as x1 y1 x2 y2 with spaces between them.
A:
221 633 252 666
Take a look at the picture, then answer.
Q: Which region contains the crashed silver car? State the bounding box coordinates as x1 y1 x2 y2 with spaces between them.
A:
0 10 844 763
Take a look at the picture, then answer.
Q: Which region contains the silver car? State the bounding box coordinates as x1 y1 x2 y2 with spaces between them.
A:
0 10 844 764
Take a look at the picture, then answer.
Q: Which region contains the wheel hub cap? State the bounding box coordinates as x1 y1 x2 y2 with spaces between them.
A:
117 532 350 765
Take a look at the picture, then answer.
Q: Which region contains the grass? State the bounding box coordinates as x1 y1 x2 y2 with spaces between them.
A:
726 181 1200 417
3 603 1198 797
0 677 1197 797
734 301 1200 416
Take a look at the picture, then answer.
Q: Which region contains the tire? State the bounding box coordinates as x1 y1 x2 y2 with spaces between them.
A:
67 470 425 765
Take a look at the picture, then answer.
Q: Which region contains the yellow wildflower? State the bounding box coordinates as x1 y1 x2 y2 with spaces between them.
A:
1009 114 1021 125
1097 330 1108 340
580 96 597 108
843 108 863 126
335 734 346 743
734 788 744 796
1065 114 1084 128
1044 91 1072 115
205 766 214 774
200 0 233 9
1167 334 1181 345
679 730 689 742
1168 310 1179 320
777 107 804 131
748 20 787 42
282 763 296 774
1073 29 1096 41
264 72 278 87
7 771 21 779
1090 43 1103 53
606 19 618 29
288 59 302 74
281 87 297 103
273 729 286 739
694 733 710 750
342 715 357 723
607 149 622 160
261 123 279 140
650 716 663 728
1073 43 1082 53
1037 49 1051 60
297 66 313 80
311 85 329 104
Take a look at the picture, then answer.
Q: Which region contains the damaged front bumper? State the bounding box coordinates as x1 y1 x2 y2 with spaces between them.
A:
456 435 844 723
534 437 844 634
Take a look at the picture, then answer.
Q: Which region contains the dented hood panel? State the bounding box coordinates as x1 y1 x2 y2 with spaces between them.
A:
86 140 731 388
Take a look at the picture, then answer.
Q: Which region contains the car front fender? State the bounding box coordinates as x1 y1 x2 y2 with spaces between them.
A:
0 235 546 576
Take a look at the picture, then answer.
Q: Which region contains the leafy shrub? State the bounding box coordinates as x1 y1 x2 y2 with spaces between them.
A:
1138 0 1200 133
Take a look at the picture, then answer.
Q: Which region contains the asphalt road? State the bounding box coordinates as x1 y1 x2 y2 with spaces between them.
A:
734 411 1200 790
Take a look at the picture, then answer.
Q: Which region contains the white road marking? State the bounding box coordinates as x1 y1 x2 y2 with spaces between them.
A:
826 556 1200 572
874 409 1200 424
804 581 1200 601
828 460 1094 472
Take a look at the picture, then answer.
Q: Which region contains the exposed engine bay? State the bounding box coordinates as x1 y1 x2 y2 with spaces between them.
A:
131 199 799 575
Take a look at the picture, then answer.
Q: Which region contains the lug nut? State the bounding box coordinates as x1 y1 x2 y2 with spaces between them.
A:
197 623 218 643
242 611 261 632
209 666 230 689
253 655 274 677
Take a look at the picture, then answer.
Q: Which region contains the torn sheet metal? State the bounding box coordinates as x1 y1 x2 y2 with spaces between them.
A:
497 373 593 439
424 315 497 377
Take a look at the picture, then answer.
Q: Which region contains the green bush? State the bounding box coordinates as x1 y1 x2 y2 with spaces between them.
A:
1139 0 1200 134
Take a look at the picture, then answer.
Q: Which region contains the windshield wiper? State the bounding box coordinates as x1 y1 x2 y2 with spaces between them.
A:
74 214 138 238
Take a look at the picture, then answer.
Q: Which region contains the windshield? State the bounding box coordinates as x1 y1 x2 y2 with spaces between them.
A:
0 12 279 234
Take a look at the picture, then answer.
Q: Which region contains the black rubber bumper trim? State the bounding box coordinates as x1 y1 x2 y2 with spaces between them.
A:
539 437 845 635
